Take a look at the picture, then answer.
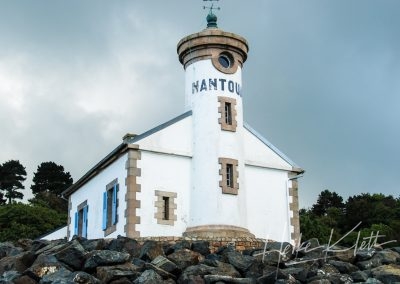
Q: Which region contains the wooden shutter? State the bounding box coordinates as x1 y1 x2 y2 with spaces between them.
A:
82 205 88 238
112 184 118 225
102 191 107 230
74 211 78 236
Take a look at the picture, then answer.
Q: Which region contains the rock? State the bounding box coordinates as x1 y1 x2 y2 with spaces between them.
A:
167 249 203 271
25 254 65 281
281 267 308 283
257 268 288 283
328 260 359 274
29 240 50 254
371 264 400 283
84 250 131 271
145 263 176 280
151 255 180 275
209 261 241 278
0 251 36 274
96 263 141 283
356 249 376 261
0 270 21 283
356 257 382 270
225 250 254 273
79 238 107 252
54 240 86 270
178 264 212 283
372 249 400 265
255 250 282 266
350 270 369 282
0 242 22 259
40 268 101 284
203 274 255 283
34 239 68 256
132 258 147 272
243 260 270 279
170 241 192 253
133 269 163 284
139 241 165 262
106 236 141 258
13 275 38 284
191 242 210 256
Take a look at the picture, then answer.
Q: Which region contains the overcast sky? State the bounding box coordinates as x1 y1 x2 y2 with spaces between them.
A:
1 0 399 208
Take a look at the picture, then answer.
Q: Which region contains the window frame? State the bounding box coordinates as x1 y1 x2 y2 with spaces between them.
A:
103 179 119 236
74 200 88 238
218 96 237 132
219 158 239 195
154 190 177 225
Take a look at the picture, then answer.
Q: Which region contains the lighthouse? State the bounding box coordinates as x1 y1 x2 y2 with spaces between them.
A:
177 12 253 238
62 8 303 244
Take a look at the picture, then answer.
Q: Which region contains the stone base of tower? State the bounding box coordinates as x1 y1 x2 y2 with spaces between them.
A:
183 225 255 239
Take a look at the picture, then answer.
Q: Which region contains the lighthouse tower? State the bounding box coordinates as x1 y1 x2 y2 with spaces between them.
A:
177 12 253 238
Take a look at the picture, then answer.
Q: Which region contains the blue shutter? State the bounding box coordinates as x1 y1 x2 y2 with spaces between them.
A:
102 192 107 230
82 205 88 238
112 184 117 225
74 212 78 236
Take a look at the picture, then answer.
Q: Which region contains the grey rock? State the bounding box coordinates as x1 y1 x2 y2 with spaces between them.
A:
139 241 165 262
226 250 254 273
356 249 376 262
0 251 36 274
151 255 180 275
210 261 241 278
329 260 359 274
191 242 210 256
12 275 38 284
96 263 141 283
167 249 203 271
54 240 86 270
79 238 106 252
133 269 162 284
372 249 400 265
106 236 141 258
364 278 384 283
281 267 308 282
203 274 255 284
257 268 288 283
178 264 212 283
350 270 369 282
371 264 400 284
26 254 65 281
145 262 176 280
0 270 21 283
0 242 22 259
40 268 101 284
84 250 131 271
356 257 382 270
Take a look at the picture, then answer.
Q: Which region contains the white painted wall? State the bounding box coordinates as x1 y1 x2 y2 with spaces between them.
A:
69 153 128 240
185 59 247 229
138 115 193 156
136 150 191 237
41 226 67 240
245 165 291 242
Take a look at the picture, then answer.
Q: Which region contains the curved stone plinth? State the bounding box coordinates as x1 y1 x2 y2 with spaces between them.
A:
183 225 255 239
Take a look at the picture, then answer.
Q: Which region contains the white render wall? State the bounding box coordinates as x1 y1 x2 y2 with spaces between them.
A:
185 59 247 229
69 153 128 240
136 150 191 237
245 165 291 241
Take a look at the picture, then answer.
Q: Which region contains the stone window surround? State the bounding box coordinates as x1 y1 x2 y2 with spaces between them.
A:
218 158 239 195
104 179 118 237
154 190 177 226
218 96 237 132
288 174 300 243
76 200 88 238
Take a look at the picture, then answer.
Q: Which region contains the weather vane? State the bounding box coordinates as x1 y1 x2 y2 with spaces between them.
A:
203 0 220 15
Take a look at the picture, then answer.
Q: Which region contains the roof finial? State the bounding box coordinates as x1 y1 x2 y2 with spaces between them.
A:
203 0 220 28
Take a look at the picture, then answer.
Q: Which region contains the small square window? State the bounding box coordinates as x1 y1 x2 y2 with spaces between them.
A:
154 191 177 225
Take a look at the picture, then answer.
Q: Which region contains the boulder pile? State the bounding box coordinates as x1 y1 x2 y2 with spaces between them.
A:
0 236 399 283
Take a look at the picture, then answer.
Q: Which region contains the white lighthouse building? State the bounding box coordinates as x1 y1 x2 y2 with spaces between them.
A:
62 12 303 243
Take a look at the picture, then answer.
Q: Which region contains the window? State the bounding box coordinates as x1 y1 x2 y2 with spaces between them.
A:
162 196 170 220
219 158 239 195
103 179 119 236
218 97 237 132
74 201 88 238
225 102 232 125
154 190 177 225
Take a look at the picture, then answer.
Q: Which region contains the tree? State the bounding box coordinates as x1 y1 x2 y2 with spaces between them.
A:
30 162 73 213
0 160 27 203
31 162 73 196
311 189 344 216
0 192 6 205
0 203 66 241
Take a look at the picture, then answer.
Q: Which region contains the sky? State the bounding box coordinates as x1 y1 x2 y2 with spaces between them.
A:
0 0 399 208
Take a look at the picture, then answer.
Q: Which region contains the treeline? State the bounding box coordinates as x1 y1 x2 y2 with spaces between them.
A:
300 190 400 246
0 160 73 241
